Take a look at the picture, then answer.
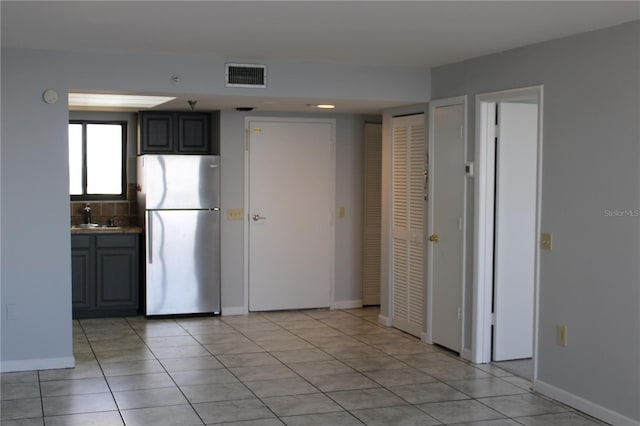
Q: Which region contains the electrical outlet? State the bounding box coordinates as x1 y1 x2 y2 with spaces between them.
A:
227 208 244 221
338 207 345 218
556 325 567 347
541 232 553 251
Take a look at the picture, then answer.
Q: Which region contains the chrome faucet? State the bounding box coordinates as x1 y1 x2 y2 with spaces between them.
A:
84 203 92 224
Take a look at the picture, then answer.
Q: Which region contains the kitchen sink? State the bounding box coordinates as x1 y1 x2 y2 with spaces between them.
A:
74 223 100 228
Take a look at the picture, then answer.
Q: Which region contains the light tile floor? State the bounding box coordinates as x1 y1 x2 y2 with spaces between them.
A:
1 307 608 425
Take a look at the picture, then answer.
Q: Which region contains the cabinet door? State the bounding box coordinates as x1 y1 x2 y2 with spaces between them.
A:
177 113 210 153
71 248 92 310
95 235 138 310
140 113 174 153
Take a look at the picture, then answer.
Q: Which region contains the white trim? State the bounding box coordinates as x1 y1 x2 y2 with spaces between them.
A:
472 86 544 380
378 314 392 327
461 348 473 361
1 356 75 373
426 95 468 352
221 306 247 316
243 116 336 313
420 332 428 343
332 299 363 310
535 380 639 426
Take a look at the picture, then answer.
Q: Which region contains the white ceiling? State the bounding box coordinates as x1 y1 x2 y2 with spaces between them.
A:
2 1 638 113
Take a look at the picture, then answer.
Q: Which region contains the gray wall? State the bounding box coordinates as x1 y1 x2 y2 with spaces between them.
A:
1 47 427 370
430 21 640 421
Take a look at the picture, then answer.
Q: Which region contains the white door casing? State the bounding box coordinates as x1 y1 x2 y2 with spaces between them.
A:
473 86 543 382
428 98 466 353
246 118 335 311
391 114 425 338
492 102 538 361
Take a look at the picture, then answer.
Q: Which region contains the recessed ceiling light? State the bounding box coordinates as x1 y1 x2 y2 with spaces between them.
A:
306 103 336 109
68 93 176 109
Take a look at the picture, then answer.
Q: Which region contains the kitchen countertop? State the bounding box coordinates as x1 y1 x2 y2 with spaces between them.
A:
71 226 143 234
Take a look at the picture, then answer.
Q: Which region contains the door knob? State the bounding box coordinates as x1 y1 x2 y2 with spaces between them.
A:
428 234 440 243
253 214 267 221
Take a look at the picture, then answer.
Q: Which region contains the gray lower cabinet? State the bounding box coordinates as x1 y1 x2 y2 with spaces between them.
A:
72 233 139 318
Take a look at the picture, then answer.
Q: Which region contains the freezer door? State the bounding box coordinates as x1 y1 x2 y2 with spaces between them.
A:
142 155 220 209
146 209 220 315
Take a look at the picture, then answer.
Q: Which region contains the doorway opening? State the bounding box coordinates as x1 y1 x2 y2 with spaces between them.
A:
472 86 543 385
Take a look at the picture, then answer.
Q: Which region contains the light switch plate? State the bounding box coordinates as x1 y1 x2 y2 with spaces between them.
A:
541 232 552 250
338 207 345 218
557 325 568 347
227 208 243 221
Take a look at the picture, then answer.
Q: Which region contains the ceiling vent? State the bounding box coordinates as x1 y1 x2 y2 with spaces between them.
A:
225 63 267 88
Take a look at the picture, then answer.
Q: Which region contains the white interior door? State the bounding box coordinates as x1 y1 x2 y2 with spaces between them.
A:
363 123 382 306
493 102 538 361
391 114 425 337
248 119 334 311
429 102 465 353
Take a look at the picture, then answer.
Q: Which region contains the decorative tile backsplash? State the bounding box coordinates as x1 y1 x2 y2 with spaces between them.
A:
70 183 139 227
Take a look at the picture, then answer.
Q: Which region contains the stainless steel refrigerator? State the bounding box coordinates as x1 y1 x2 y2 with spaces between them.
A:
137 155 220 316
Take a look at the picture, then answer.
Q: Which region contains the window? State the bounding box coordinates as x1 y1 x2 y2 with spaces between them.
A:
69 121 126 200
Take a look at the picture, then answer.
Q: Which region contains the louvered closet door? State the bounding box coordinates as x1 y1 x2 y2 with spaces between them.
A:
363 123 382 305
391 114 426 337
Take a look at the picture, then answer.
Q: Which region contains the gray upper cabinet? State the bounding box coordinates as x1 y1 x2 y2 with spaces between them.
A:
72 233 139 318
139 111 213 154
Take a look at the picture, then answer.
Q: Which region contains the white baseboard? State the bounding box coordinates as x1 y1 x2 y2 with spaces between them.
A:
535 380 639 426
378 314 392 327
461 348 473 361
332 300 362 310
1 356 75 373
221 306 247 316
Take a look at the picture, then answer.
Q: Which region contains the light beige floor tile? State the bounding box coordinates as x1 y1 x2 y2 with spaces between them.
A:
216 419 285 426
289 328 346 339
218 352 282 368
1 371 39 384
44 410 124 425
100 359 165 377
445 378 529 398
38 363 104 381
421 364 493 381
194 398 274 424
1 398 43 420
478 394 570 417
94 348 155 363
40 377 109 397
142 335 201 348
288 360 355 378
352 405 441 426
389 382 469 404
281 411 362 426
326 388 407 410
417 399 506 424
149 345 212 359
342 355 408 372
270 349 334 364
306 335 365 348
0 381 40 400
305 373 379 392
276 320 328 330
243 378 319 398
194 333 252 345
204 341 265 355
230 364 298 381
262 393 343 416
363 368 438 387
121 404 203 426
113 387 188 410
160 356 224 372
0 418 44 426
107 372 175 391
180 382 254 403
321 346 386 360
257 339 315 352
170 368 239 386
42 392 117 416
515 412 605 425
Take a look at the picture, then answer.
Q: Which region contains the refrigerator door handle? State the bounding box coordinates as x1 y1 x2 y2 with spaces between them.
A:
147 211 153 264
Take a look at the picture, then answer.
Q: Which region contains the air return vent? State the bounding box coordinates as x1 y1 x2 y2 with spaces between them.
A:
225 63 267 88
